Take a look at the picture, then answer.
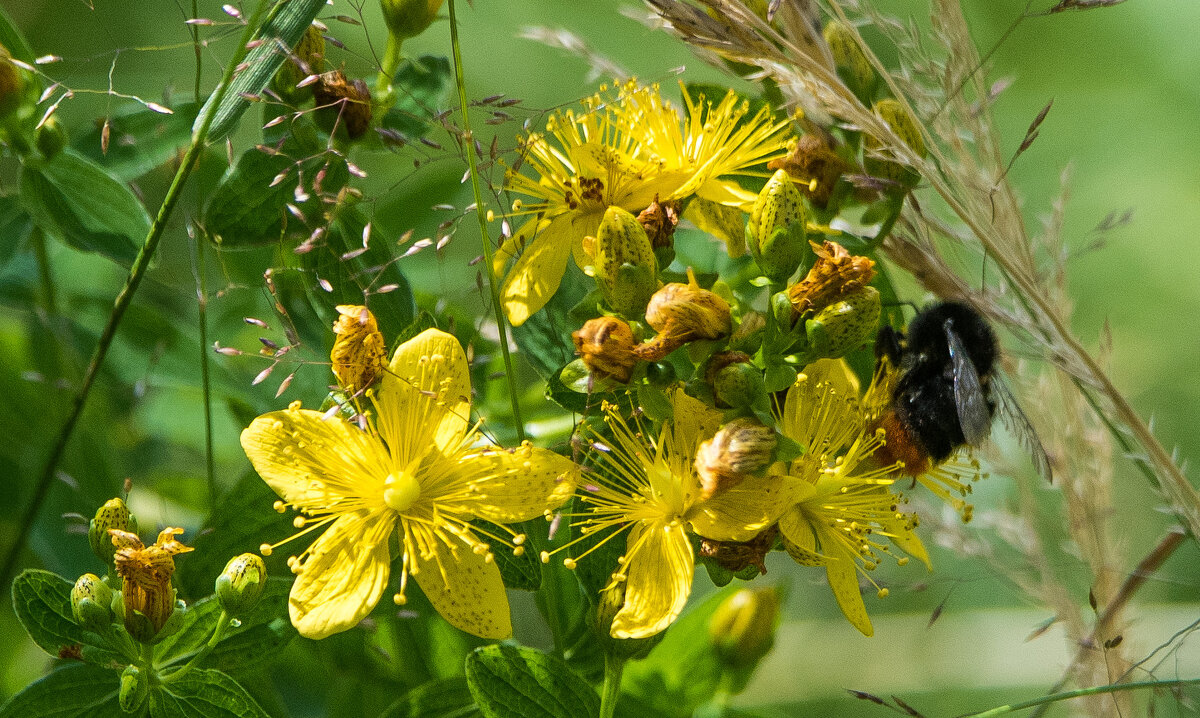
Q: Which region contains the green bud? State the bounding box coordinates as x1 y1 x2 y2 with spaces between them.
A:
586 206 659 318
800 285 880 361
708 587 781 670
645 361 676 387
714 362 766 411
823 20 876 103
0 45 29 121
381 0 445 43
748 170 808 283
864 98 927 189
271 24 325 104
36 115 66 159
215 553 267 617
119 665 150 713
89 498 136 570
71 573 114 633
593 583 663 659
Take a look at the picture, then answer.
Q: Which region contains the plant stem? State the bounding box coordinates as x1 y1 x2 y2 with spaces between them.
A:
958 677 1200 717
375 33 404 102
195 230 216 505
161 609 232 683
31 227 56 315
191 0 202 103
446 0 525 441
599 653 626 718
0 0 273 590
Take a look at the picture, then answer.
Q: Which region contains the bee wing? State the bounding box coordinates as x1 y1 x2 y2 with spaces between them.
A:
944 321 992 446
992 377 1054 483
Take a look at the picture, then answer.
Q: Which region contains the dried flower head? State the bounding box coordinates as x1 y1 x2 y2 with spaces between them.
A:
331 304 387 393
767 133 852 209
111 528 192 642
786 240 876 317
573 316 639 383
694 417 777 500
314 70 372 139
635 271 732 361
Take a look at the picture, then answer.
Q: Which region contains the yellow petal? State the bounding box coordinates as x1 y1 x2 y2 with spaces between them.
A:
493 216 547 277
452 446 578 523
670 387 722 454
690 472 803 542
289 511 394 639
681 198 747 258
889 524 933 571
610 521 694 639
693 177 759 212
411 531 512 639
499 214 575 327
379 328 472 457
823 550 873 637
777 505 826 566
779 508 873 636
241 408 389 511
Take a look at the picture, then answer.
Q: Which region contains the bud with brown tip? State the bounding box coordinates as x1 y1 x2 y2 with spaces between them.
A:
573 316 639 384
695 418 777 500
767 134 851 211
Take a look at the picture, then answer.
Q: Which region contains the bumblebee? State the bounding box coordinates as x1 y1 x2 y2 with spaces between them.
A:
872 301 1052 482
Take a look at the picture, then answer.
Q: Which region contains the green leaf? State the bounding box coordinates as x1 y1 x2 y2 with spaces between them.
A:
298 203 416 340
0 194 33 268
512 263 589 380
380 56 454 141
0 5 36 65
151 669 269 718
156 579 295 676
177 470 294 599
465 644 598 718
393 310 438 347
19 150 148 264
74 103 200 181
11 570 99 658
203 147 296 247
195 0 327 141
379 677 481 718
474 520 540 591
0 663 123 718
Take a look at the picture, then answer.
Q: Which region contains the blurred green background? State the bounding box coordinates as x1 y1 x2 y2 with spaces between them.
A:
1 0 1197 715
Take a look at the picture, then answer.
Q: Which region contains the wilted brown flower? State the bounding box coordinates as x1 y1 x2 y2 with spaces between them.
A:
111 528 192 642
331 304 387 392
634 271 732 361
573 317 639 383
698 526 777 577
636 196 681 251
767 133 852 209
786 240 875 319
314 70 372 139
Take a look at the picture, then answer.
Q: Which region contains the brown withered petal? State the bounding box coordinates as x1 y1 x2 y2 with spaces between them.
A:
331 305 387 392
636 196 681 250
314 70 372 139
635 276 731 361
767 133 851 209
573 317 639 383
786 240 875 318
698 526 778 576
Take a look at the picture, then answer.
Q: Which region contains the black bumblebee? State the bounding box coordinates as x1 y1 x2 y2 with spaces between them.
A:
873 301 1052 482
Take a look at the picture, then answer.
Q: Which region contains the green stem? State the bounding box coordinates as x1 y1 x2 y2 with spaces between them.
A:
958 677 1200 717
195 232 216 505
161 609 232 683
191 0 202 103
599 653 626 718
867 192 905 251
375 33 404 102
446 0 525 441
31 227 56 315
0 0 273 590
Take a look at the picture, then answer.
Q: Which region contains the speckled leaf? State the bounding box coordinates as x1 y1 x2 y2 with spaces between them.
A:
0 663 123 718
465 644 598 718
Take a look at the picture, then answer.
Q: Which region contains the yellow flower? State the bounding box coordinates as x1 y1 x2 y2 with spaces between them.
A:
497 80 790 326
111 527 192 642
241 329 578 639
559 389 792 639
773 359 930 637
330 304 387 393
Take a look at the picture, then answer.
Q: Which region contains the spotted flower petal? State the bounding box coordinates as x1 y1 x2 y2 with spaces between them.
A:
451 445 578 523
610 521 694 639
411 531 512 639
379 328 472 454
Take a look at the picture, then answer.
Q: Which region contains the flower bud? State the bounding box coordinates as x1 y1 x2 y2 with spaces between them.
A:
708 586 781 670
695 418 777 500
215 553 267 618
89 498 136 570
36 116 67 160
800 285 880 361
119 665 150 714
71 573 114 633
713 362 766 411
585 206 659 318
748 170 808 283
313 70 372 140
573 316 638 384
634 271 731 361
0 45 29 121
727 312 766 356
112 527 192 643
271 24 326 104
331 305 387 392
823 20 877 103
381 0 445 43
864 98 927 189
767 134 851 211
786 241 876 319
